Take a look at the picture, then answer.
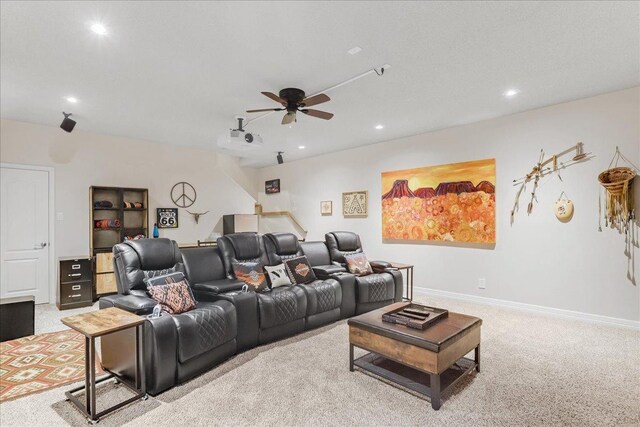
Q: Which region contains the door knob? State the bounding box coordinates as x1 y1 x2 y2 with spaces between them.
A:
33 242 47 249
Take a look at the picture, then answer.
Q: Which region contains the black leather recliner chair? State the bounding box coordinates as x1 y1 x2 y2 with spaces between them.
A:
100 239 237 395
181 246 259 352
181 246 245 296
217 233 307 344
299 240 357 318
264 233 342 329
325 231 403 314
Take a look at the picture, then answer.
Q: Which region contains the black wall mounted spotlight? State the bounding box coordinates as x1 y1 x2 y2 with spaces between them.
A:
277 151 284 165
60 112 76 133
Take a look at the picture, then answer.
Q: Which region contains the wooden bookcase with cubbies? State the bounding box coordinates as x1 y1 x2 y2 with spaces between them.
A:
90 186 148 299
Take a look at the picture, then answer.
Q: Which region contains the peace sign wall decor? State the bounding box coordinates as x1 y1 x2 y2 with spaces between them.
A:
171 182 197 208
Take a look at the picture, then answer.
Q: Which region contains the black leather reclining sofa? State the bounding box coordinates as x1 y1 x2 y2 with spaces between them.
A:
100 231 402 395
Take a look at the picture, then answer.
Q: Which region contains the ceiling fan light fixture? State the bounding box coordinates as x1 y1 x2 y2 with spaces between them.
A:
248 88 333 125
282 111 296 125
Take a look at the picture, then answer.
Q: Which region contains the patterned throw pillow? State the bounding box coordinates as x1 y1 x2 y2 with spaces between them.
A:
345 253 373 276
144 271 197 309
232 262 268 292
143 270 183 286
147 280 197 314
264 264 292 288
284 256 317 285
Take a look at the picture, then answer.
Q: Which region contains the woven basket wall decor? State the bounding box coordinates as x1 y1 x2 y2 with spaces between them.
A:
598 166 635 230
598 167 635 196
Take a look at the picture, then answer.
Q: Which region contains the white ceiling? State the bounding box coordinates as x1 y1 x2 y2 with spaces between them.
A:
1 1 638 167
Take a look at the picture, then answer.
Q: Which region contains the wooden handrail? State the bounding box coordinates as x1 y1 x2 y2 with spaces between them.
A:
255 204 308 238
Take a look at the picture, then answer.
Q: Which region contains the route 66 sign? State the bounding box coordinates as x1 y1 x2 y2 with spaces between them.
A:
157 208 178 228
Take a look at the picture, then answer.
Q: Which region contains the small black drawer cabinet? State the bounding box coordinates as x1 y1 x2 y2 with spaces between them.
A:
57 257 93 310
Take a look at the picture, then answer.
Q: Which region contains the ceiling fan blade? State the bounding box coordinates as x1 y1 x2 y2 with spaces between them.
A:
301 93 330 107
300 109 334 120
281 112 296 125
246 108 284 113
262 91 287 106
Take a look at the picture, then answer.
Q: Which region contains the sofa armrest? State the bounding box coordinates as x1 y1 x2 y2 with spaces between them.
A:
100 294 157 315
191 279 245 296
327 273 356 318
143 314 179 394
370 260 398 274
196 291 258 352
384 269 404 302
312 264 347 279
99 294 119 309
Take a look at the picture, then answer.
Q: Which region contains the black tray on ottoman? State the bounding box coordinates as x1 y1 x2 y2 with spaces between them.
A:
382 303 448 330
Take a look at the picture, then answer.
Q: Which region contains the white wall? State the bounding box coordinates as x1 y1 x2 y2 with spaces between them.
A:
0 119 258 259
258 87 640 322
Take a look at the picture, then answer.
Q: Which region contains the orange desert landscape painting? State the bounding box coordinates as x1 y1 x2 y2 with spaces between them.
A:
382 159 496 243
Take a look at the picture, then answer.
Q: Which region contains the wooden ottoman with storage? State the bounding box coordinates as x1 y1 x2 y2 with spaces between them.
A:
348 302 481 410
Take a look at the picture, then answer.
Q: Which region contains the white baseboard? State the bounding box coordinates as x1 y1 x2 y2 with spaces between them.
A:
414 287 640 330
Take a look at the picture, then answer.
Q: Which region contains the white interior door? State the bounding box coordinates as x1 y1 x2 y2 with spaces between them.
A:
1 167 50 303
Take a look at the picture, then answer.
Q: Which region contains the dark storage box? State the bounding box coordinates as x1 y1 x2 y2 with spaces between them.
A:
0 295 35 341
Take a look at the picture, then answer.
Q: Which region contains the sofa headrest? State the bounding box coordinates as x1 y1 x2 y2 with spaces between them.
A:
216 233 268 279
124 238 181 270
223 232 261 260
300 241 331 266
265 232 300 255
112 238 184 294
329 231 361 252
181 246 226 283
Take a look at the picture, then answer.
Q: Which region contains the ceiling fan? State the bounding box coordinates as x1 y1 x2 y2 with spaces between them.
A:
246 88 334 125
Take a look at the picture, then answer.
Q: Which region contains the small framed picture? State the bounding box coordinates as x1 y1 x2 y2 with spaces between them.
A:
320 200 333 216
342 191 368 217
157 208 178 228
265 179 280 194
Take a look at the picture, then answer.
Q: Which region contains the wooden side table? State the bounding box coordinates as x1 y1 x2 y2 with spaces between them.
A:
389 262 414 301
61 307 146 423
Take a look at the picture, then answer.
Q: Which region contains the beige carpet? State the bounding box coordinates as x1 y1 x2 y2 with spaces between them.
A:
1 295 638 426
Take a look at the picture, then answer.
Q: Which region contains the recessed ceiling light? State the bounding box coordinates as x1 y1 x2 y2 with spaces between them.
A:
375 124 384 130
66 96 78 103
348 46 362 55
298 145 306 149
504 89 520 97
90 22 108 35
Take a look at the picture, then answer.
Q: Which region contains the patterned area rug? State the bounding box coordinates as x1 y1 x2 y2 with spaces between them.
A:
0 329 102 402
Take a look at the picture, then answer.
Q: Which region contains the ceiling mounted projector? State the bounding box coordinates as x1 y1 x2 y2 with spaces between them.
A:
217 117 263 151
